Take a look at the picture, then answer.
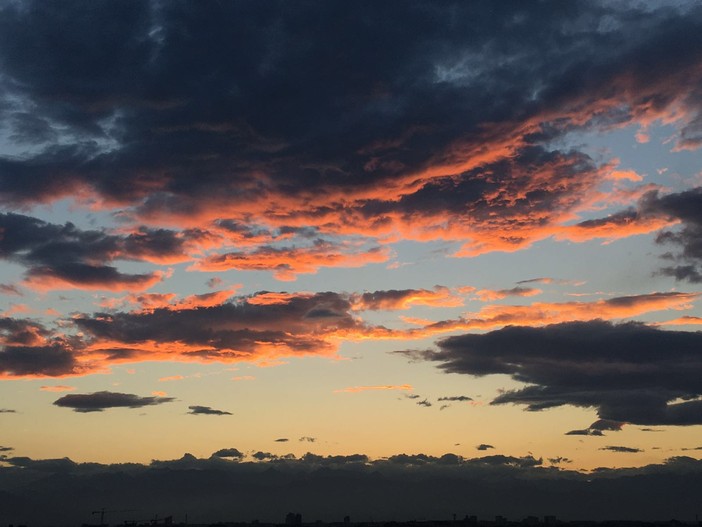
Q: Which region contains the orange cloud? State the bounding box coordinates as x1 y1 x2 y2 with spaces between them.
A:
117 289 240 313
23 269 168 293
658 316 702 326
192 243 391 281
39 385 76 392
474 287 542 302
394 292 701 339
351 286 464 311
4 290 697 380
609 169 643 182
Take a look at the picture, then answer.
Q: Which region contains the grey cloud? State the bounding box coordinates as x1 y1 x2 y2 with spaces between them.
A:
0 446 13 452
0 2 700 258
0 317 83 377
0 343 80 377
274 438 289 442
0 409 16 413
3 452 702 524
73 291 366 362
53 391 175 412
438 395 472 402
252 451 276 461
565 429 604 436
0 284 22 296
416 399 432 407
476 444 494 451
299 436 316 443
548 457 572 465
639 188 702 282
600 446 644 453
211 448 244 460
589 419 624 431
187 405 231 416
0 213 187 290
403 320 702 426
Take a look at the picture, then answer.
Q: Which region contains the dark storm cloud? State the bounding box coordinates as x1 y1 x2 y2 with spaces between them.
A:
211 448 244 460
0 343 80 377
187 405 231 416
4 452 702 524
589 419 624 431
0 213 190 291
53 391 175 412
400 320 702 426
476 444 494 451
636 187 702 282
252 451 276 461
0 317 83 377
600 446 643 454
73 291 366 362
0 1 700 257
565 429 604 436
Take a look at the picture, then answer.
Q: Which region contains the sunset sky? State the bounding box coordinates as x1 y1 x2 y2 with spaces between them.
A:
2 1 702 523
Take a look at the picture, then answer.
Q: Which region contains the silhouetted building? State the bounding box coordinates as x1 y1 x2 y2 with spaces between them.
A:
285 513 302 526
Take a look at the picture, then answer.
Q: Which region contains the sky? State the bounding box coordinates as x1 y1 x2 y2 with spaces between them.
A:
2 1 702 523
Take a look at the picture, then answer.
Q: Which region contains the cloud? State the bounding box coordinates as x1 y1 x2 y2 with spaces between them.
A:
0 408 16 413
475 287 542 302
565 429 605 437
3 287 697 379
0 1 699 270
600 446 644 453
0 446 13 452
438 396 472 402
351 286 464 310
299 437 316 443
75 291 371 368
400 320 702 426
3 451 702 524
252 451 276 461
206 277 223 289
211 448 244 460
640 187 702 282
192 242 390 281
187 405 232 416
274 438 289 442
53 391 175 412
39 385 76 392
548 457 572 465
476 444 494 451
0 213 189 292
416 399 432 407
0 284 22 296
